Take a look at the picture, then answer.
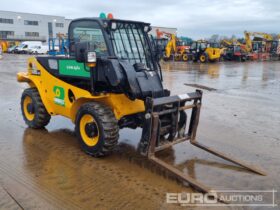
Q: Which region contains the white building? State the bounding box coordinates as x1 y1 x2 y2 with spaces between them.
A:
0 10 71 42
0 10 177 42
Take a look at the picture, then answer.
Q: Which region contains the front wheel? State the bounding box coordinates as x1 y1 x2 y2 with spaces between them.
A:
182 53 188 61
241 56 246 62
21 88 51 128
75 102 119 157
199 54 208 63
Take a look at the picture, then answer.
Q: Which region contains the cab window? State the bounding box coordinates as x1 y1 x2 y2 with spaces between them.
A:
69 20 108 56
199 43 207 50
190 42 196 50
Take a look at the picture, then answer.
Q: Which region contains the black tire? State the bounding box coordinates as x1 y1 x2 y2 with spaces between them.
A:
182 53 188 62
199 53 208 63
75 102 119 157
21 88 51 128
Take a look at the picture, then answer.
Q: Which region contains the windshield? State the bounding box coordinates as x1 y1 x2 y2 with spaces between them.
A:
210 43 219 48
199 42 207 49
234 45 241 52
18 44 27 48
190 42 196 50
69 20 108 57
109 22 153 70
177 41 185 46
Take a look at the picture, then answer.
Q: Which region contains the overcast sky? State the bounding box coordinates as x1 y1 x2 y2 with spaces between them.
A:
1 0 279 39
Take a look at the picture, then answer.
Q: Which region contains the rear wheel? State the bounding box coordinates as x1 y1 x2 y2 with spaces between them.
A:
75 102 119 157
21 88 51 128
174 54 181 61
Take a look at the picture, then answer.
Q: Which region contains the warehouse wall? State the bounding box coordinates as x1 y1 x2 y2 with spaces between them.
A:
0 10 70 42
0 10 175 42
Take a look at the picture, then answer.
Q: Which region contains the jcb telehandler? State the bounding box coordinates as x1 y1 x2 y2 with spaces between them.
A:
188 40 221 63
17 16 265 193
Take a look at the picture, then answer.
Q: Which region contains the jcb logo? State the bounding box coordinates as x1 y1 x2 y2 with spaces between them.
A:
55 88 60 97
53 86 64 99
53 86 65 106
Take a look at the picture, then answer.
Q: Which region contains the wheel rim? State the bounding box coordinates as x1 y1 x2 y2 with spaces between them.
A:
23 96 35 121
183 54 188 61
80 114 99 146
200 55 206 62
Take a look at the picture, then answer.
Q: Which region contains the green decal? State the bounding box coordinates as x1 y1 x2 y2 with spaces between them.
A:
53 86 65 106
59 60 90 77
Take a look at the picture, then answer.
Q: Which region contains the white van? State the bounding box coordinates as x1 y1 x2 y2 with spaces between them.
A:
29 45 49 54
16 41 43 54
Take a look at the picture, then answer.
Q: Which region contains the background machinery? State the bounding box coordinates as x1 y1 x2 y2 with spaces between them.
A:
0 41 20 53
220 39 247 61
187 40 221 63
0 41 9 52
17 15 265 193
244 31 273 60
156 29 189 61
48 33 69 56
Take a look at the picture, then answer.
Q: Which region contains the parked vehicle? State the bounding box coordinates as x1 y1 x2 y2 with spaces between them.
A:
17 15 265 194
29 45 49 54
7 45 18 53
188 40 221 63
16 41 43 54
0 45 2 59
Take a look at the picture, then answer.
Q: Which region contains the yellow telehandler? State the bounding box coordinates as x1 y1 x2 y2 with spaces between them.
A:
17 15 265 193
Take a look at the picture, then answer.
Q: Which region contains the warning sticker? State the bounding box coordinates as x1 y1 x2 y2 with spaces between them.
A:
178 93 190 100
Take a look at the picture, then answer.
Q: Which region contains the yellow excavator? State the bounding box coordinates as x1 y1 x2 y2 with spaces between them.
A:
159 31 189 62
244 31 272 52
244 31 275 60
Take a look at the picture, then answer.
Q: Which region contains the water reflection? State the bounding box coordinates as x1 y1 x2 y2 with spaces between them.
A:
21 126 256 191
161 61 280 92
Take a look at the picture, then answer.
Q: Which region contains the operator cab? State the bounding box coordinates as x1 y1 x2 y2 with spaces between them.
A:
69 18 157 70
190 41 207 52
37 17 165 100
208 42 220 48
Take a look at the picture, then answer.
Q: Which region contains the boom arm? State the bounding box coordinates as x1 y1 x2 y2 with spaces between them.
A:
156 30 177 58
221 39 232 47
165 34 177 58
244 31 273 52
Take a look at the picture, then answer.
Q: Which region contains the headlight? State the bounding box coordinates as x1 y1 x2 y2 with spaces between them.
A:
111 22 117 30
87 52 96 63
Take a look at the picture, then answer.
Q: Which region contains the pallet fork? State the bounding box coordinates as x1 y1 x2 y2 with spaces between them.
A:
140 89 266 193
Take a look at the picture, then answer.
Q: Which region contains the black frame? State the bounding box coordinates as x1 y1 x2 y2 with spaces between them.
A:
68 18 160 72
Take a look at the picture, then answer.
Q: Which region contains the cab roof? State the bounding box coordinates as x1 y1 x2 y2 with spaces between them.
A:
70 17 151 26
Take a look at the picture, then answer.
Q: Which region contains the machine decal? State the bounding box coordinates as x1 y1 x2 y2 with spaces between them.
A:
53 86 65 106
178 93 190 99
59 60 90 77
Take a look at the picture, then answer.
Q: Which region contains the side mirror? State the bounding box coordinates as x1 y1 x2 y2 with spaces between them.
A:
75 42 97 63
